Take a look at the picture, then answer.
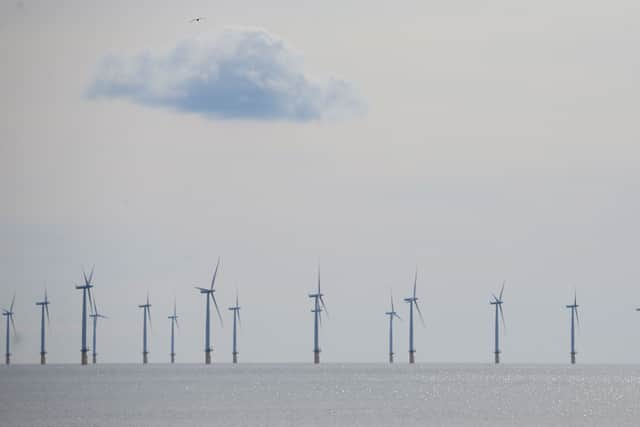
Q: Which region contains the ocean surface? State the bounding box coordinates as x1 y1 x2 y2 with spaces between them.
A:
1 364 639 426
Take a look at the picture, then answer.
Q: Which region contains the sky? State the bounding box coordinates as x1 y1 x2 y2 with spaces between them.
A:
2 0 640 364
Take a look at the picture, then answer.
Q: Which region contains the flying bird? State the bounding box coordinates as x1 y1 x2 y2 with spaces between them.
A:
189 17 205 23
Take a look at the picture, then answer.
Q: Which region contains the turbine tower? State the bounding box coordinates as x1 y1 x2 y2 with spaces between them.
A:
195 258 223 364
309 268 328 364
75 266 95 365
404 270 424 364
228 291 241 364
490 281 506 364
168 299 178 364
89 293 107 364
138 294 152 364
35 290 50 365
566 292 580 364
2 295 16 365
385 293 401 363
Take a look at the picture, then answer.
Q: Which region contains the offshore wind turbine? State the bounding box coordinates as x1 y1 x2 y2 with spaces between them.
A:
404 270 425 364
490 282 506 364
2 295 16 365
566 292 580 364
35 290 50 365
309 268 328 364
385 293 401 363
75 266 95 365
138 294 152 364
195 258 223 364
228 291 241 364
89 293 107 364
168 299 178 364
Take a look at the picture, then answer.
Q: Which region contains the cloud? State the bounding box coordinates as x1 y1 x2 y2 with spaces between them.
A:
88 28 363 121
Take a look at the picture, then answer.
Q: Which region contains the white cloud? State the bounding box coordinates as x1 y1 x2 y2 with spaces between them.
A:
89 27 363 121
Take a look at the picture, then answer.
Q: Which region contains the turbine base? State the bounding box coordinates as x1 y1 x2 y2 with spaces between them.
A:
233 352 238 364
5 354 10 365
494 352 500 364
81 350 88 365
205 350 212 365
409 351 415 364
92 353 97 364
389 352 394 363
170 353 175 364
143 352 148 364
41 353 46 365
314 351 320 364
571 352 576 365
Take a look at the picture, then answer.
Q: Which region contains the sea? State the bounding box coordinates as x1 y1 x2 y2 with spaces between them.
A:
1 364 639 426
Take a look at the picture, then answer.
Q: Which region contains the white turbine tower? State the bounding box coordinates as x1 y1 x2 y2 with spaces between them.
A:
195 258 223 364
490 282 506 364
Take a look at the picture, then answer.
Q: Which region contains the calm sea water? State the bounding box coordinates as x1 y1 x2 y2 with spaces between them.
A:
1 364 639 426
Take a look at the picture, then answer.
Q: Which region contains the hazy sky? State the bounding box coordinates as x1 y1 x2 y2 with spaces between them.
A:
2 0 640 364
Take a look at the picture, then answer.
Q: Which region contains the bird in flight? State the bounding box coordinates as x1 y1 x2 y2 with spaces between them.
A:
189 17 205 23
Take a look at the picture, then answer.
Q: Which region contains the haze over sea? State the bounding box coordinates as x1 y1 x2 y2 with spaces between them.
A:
1 364 638 426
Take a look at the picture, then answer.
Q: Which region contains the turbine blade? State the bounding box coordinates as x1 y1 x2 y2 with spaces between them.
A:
237 310 241 328
390 293 395 313
414 301 425 327
211 294 223 326
175 316 179 328
395 313 403 322
499 303 506 333
87 287 95 315
10 314 16 335
499 281 505 300
10 293 15 312
147 306 152 331
82 269 88 286
413 269 418 298
319 296 329 317
45 304 50 325
88 265 95 285
210 257 221 290
575 307 580 329
317 266 321 294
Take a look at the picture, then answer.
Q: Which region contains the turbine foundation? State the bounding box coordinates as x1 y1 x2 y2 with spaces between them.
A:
92 354 97 364
314 351 320 364
40 353 46 365
170 353 175 364
143 352 148 364
409 351 415 364
5 354 10 365
494 352 500 364
233 352 238 364
571 352 576 365
81 350 88 365
389 352 394 363
205 350 212 364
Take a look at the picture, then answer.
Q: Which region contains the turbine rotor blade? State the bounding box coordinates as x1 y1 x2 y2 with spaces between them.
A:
499 303 506 333
88 265 95 285
413 269 418 298
45 303 50 325
10 294 15 312
147 306 152 331
210 257 221 290
499 281 505 300
87 287 95 315
237 310 241 328
414 301 425 327
10 314 16 335
319 296 329 317
211 294 223 326
575 307 580 329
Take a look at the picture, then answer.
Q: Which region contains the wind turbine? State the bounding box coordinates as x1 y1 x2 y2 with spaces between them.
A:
35 290 50 365
89 293 107 364
75 266 95 365
2 295 16 365
404 270 424 364
228 291 241 363
566 291 580 364
309 268 328 364
490 281 506 364
168 299 178 364
138 294 152 364
385 293 402 363
195 258 223 364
